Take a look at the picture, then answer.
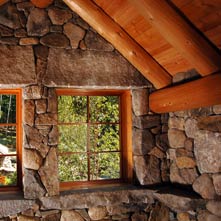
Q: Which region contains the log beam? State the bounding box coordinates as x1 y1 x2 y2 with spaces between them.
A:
149 73 221 113
0 0 9 6
63 0 172 89
129 0 221 76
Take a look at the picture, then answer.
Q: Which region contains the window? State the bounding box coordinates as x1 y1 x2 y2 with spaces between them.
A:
56 89 132 189
0 89 22 190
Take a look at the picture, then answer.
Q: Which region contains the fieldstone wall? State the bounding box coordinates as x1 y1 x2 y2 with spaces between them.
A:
0 1 215 221
168 72 221 220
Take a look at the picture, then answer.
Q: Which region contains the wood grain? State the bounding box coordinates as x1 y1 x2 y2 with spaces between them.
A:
150 73 221 113
63 0 172 89
129 0 221 76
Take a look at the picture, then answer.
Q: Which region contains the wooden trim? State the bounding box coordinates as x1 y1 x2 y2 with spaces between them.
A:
129 0 221 76
57 89 133 190
0 89 22 191
121 91 133 183
63 0 172 89
149 73 221 113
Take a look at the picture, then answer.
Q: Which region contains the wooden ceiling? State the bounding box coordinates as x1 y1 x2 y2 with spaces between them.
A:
4 0 221 113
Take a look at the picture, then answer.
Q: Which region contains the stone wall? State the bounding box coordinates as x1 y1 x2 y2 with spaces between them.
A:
168 72 221 220
0 0 214 221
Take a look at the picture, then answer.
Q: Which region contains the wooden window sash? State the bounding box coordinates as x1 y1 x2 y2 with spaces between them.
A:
56 89 132 191
0 89 22 192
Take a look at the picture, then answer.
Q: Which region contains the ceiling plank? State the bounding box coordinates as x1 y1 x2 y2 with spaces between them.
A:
129 0 221 76
63 0 172 89
149 73 221 113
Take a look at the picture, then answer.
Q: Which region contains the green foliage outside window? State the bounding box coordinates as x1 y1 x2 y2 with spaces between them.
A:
58 95 121 182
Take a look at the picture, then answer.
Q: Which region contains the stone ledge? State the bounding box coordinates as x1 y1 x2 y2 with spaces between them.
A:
39 185 206 212
0 186 206 217
0 192 35 218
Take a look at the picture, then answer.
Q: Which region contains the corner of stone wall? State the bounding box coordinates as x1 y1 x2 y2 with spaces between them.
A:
131 88 170 186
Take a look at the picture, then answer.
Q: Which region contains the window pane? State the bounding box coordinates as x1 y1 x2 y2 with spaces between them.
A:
58 125 87 153
0 156 17 186
59 154 88 182
0 95 16 123
0 126 16 154
90 125 120 152
90 96 119 123
58 96 87 123
90 152 120 180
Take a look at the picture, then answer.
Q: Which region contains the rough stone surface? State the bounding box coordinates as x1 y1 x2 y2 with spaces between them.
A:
132 89 149 116
184 118 198 139
18 215 40 221
213 174 221 195
0 199 35 219
0 24 14 36
38 148 59 196
23 149 43 170
61 210 84 221
34 45 49 61
23 169 46 199
19 37 39 45
48 126 58 146
36 99 47 114
176 157 196 169
170 162 198 185
132 128 154 155
88 206 107 220
197 116 221 132
194 130 221 173
48 7 72 25
168 129 186 148
206 200 221 217
149 146 166 159
177 212 190 221
131 212 147 221
23 85 43 99
24 100 35 126
149 203 169 221
133 114 161 129
193 174 217 199
27 8 50 36
133 155 161 185
35 113 57 125
47 88 57 113
44 49 149 87
168 117 185 130
40 188 156 210
0 45 36 85
40 33 69 48
198 210 221 221
85 31 114 51
0 3 21 29
154 191 205 212
63 22 85 49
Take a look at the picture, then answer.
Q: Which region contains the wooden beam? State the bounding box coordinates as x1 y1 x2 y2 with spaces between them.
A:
129 0 221 76
0 0 9 6
31 0 54 8
149 73 221 113
63 0 172 89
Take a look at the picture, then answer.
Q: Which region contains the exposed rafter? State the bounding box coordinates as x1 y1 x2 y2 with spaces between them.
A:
0 0 8 6
129 0 221 76
149 73 221 113
63 0 172 89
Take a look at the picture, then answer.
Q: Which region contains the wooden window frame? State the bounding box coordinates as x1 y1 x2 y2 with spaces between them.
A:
56 89 133 190
0 89 22 192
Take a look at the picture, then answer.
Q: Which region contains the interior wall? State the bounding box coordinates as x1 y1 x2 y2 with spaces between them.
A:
0 0 219 220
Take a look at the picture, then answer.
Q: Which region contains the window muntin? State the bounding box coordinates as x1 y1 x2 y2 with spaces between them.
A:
0 90 22 190
57 90 132 189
